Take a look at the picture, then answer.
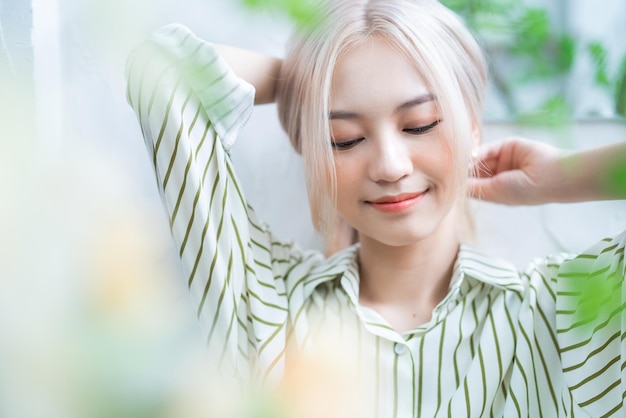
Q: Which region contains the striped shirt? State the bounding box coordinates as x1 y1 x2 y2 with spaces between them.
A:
126 24 626 417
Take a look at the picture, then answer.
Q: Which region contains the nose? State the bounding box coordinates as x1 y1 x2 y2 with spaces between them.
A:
368 131 413 183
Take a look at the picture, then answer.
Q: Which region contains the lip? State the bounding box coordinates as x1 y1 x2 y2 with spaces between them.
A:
366 191 427 213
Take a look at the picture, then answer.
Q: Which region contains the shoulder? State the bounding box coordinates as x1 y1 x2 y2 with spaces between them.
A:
512 230 625 311
553 230 625 328
525 230 625 295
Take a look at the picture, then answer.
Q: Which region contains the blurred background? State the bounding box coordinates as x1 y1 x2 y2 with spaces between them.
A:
0 0 625 416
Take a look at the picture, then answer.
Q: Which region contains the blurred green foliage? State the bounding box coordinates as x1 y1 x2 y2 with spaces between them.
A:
241 0 321 29
441 0 626 122
571 271 622 333
615 57 626 116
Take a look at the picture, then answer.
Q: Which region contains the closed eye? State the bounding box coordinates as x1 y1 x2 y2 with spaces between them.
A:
331 138 365 150
404 119 441 135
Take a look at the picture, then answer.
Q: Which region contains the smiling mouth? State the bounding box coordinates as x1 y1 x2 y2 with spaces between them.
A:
366 191 428 213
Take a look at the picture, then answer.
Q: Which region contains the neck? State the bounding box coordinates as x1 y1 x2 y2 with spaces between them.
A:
357 217 460 331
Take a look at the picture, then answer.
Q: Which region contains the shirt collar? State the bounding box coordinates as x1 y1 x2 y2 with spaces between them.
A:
300 244 360 305
453 244 524 295
302 242 524 303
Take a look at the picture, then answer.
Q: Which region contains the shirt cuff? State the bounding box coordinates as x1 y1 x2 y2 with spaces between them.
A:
148 23 255 150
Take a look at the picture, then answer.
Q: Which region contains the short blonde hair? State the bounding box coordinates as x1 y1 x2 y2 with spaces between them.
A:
276 0 487 247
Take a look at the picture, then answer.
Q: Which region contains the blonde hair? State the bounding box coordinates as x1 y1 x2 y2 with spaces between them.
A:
276 0 487 252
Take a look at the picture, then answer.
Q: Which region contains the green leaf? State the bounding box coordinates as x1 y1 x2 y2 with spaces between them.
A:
440 0 467 13
615 56 626 117
588 41 611 88
513 8 550 47
557 35 576 72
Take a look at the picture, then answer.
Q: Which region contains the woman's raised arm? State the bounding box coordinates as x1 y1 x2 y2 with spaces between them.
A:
469 138 626 205
215 44 282 105
125 24 303 382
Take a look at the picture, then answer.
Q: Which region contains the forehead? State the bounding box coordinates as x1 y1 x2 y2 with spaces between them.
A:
330 36 431 113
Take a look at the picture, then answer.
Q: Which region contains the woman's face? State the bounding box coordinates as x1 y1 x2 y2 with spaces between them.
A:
329 36 463 247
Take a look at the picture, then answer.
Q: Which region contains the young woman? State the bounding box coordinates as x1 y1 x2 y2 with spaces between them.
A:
126 0 626 416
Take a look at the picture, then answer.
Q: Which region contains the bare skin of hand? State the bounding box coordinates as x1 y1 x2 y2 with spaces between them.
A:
468 137 567 205
469 137 626 205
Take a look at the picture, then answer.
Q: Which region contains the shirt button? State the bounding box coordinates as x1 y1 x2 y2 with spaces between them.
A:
394 343 407 355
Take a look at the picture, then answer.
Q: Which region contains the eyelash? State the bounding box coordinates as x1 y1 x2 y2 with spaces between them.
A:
403 119 441 135
331 119 441 151
331 138 364 150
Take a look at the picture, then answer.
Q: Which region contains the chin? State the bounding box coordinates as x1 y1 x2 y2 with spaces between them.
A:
362 225 438 248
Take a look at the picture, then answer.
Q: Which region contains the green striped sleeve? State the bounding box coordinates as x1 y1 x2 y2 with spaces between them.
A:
125 24 295 382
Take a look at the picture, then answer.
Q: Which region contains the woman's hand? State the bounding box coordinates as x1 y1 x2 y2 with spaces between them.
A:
468 137 626 205
468 138 564 205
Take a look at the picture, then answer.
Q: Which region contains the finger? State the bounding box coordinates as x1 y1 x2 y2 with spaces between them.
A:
467 177 481 199
470 155 498 178
471 140 514 178
467 172 517 204
475 140 505 161
467 176 495 201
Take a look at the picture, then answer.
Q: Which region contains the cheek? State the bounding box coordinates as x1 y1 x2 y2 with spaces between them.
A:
410 139 453 175
333 157 363 212
411 140 462 200
334 156 358 188
438 149 467 203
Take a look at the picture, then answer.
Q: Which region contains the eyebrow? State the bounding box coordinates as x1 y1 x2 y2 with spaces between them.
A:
329 93 435 120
